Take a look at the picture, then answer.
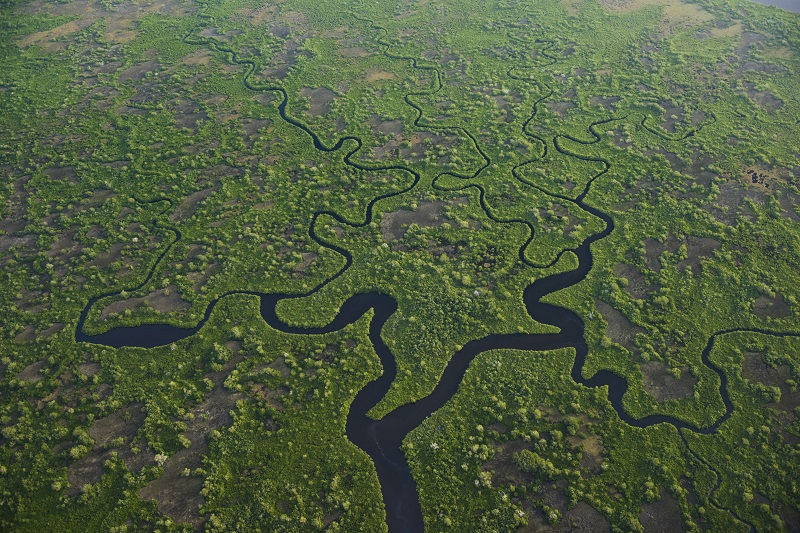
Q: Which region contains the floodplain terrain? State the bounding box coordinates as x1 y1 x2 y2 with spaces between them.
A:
1 0 800 531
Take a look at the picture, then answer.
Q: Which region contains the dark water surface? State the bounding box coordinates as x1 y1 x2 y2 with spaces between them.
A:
750 0 800 12
76 196 744 532
72 12 800 531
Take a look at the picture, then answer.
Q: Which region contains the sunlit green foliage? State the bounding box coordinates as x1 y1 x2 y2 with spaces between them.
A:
1 0 799 529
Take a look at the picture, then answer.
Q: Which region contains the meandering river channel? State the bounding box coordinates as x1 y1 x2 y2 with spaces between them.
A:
74 10 800 532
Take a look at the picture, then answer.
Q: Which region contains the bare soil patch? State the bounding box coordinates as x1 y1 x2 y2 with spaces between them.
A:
294 252 317 272
742 166 791 192
40 323 64 338
144 287 191 313
541 478 569 513
100 286 191 319
520 499 610 532
703 180 764 225
367 114 405 136
17 20 88 51
299 87 337 117
338 46 370 58
640 362 696 402
659 101 685 134
79 362 101 377
140 355 245 526
182 49 213 67
482 439 533 486
558 501 610 532
172 99 208 133
6 174 31 212
44 166 79 182
743 82 783 111
89 403 145 447
15 289 51 314
643 233 680 271
14 323 63 343
0 234 37 254
16 360 45 382
87 187 115 205
241 117 271 138
247 380 288 411
590 96 620 111
676 236 720 273
116 105 148 116
241 4 278 26
780 505 800 532
690 109 706 125
372 129 459 163
67 452 108 496
267 357 291 378
742 351 790 389
13 325 36 343
614 263 656 299
366 69 396 82
752 293 791 319
171 188 216 222
578 435 603 473
68 403 154 496
743 350 800 444
639 489 684 532
546 100 576 118
710 22 742 38
199 165 243 186
48 230 84 262
86 243 125 270
380 198 466 241
596 300 644 354
187 262 221 291
601 0 712 33
0 217 27 234
118 60 161 83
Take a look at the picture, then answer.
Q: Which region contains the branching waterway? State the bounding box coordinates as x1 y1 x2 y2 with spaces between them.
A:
74 8 800 532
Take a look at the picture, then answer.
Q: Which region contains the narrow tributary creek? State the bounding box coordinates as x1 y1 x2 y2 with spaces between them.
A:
76 194 758 532
72 12 795 531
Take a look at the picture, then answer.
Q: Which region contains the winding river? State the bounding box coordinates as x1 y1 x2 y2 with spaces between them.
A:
74 10 800 532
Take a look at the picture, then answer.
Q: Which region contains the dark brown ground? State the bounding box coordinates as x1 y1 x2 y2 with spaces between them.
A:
639 489 684 532
742 351 800 444
519 499 610 532
170 188 216 222
137 387 244 526
752 294 791 319
99 286 191 320
677 236 720 274
640 361 697 402
482 439 534 486
15 360 45 382
299 86 337 117
596 300 645 354
67 403 155 496
139 350 245 526
614 263 656 299
643 233 681 272
379 198 466 241
14 323 64 343
575 434 604 474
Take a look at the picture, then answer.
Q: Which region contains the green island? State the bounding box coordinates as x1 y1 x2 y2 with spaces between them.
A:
1 0 800 530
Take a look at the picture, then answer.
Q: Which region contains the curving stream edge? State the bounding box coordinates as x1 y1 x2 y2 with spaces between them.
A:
72 9 800 533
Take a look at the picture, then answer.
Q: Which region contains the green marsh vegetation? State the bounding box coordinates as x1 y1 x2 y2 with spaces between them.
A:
1 0 800 530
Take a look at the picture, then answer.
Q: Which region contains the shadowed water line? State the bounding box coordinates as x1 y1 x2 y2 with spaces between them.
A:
73 8 800 532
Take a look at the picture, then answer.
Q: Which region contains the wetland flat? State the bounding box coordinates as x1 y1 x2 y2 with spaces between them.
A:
2 0 800 530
